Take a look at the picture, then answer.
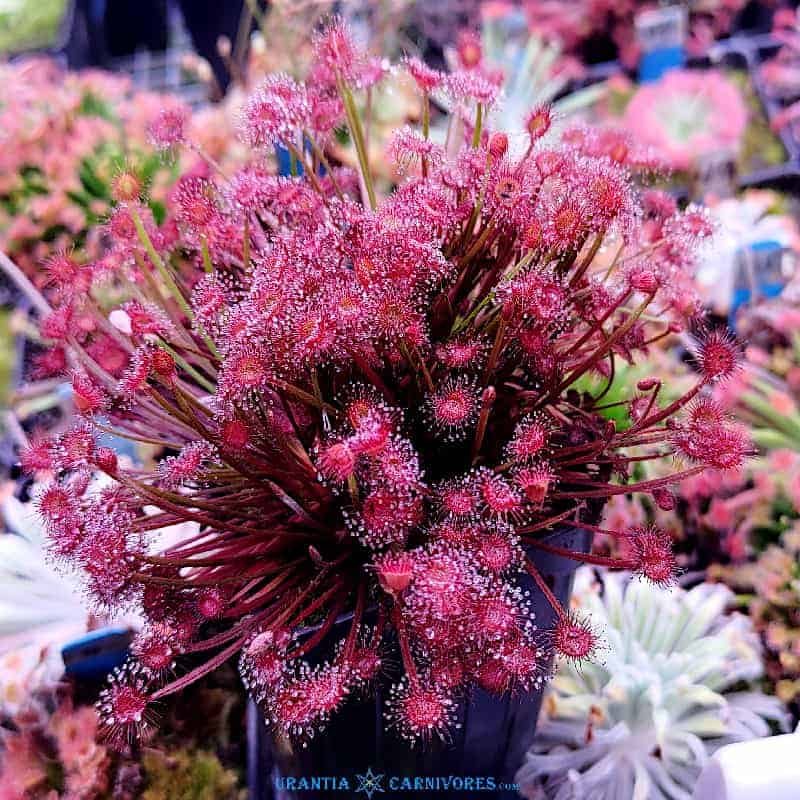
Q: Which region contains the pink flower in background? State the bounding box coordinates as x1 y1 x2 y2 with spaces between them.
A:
680 468 728 502
522 1 591 52
770 449 800 475
745 346 771 367
789 367 800 395
713 369 751 410
753 469 778 502
0 699 111 799
601 494 645 532
622 70 747 172
723 525 749 562
769 390 798 417
773 308 800 336
0 732 47 799
705 497 735 531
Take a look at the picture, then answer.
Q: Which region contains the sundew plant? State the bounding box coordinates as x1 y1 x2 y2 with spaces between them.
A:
14 19 750 747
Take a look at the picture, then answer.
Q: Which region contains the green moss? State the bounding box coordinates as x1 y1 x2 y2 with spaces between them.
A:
79 91 117 122
0 0 68 54
141 749 244 800
0 309 14 408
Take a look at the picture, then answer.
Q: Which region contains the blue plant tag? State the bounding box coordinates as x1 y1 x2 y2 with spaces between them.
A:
729 240 786 328
275 143 303 177
636 6 687 82
275 139 327 178
93 412 139 461
639 46 685 82
62 627 132 680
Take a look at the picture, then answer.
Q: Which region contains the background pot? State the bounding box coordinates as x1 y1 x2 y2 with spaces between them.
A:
247 525 592 800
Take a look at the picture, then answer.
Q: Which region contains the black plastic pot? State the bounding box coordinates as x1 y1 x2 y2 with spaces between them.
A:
247 526 592 800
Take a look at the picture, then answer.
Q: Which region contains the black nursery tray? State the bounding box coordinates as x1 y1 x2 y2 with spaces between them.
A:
697 38 798 191
738 33 800 182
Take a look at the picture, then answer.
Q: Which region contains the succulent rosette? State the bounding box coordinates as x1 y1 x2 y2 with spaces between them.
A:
517 570 788 800
8 20 751 748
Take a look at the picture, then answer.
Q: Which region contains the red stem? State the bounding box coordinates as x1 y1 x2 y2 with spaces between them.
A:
551 466 704 499
152 636 246 700
391 605 419 686
523 558 565 618
525 538 634 570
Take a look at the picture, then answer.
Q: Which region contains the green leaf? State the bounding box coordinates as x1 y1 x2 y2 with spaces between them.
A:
149 199 167 226
65 189 91 209
0 310 14 408
78 91 116 121
750 428 798 452
140 151 165 187
78 160 110 200
40 224 71 243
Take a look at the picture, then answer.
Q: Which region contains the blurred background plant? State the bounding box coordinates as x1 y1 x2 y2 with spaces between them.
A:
0 0 68 55
710 526 800 713
0 60 182 280
432 5 608 156
520 0 749 68
0 676 246 799
763 7 800 141
0 483 89 720
695 190 799 317
0 57 249 284
620 69 748 173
